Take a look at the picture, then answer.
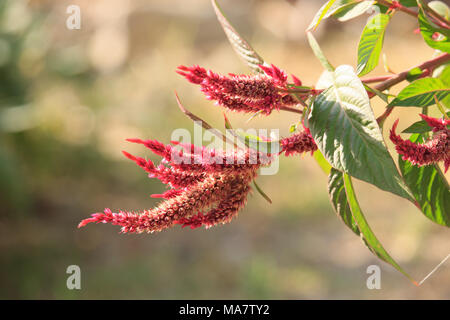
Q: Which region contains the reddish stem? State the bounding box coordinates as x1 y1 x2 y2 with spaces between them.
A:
377 0 418 17
375 53 450 125
361 75 393 84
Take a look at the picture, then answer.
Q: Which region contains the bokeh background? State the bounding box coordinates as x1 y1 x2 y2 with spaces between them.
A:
1 0 449 299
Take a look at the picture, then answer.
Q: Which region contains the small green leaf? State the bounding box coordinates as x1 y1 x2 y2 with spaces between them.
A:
253 180 272 204
307 31 334 72
406 67 425 82
333 1 375 21
307 65 414 201
364 83 391 103
342 174 417 284
211 0 264 73
388 78 450 107
289 123 297 133
399 134 450 227
402 120 433 133
308 0 338 31
357 13 391 76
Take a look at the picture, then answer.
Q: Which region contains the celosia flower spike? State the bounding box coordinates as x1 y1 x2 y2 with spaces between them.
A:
390 118 450 172
79 138 264 233
280 127 318 157
177 64 302 115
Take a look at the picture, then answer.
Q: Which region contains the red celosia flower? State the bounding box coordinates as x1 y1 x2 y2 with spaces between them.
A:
78 139 272 233
280 126 318 157
390 114 450 172
177 64 301 115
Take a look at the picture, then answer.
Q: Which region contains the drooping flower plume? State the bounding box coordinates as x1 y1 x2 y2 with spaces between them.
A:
390 114 450 172
177 64 302 115
78 138 273 233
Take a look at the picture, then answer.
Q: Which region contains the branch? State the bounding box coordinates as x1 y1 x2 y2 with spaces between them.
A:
375 53 450 125
376 0 418 18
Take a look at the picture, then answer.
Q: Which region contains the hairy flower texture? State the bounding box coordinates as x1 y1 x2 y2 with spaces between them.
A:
390 115 450 172
177 64 300 115
280 127 318 157
78 138 272 233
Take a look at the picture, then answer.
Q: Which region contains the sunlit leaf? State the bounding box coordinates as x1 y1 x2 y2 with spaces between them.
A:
307 65 414 201
388 78 450 107
334 1 375 22
313 149 332 175
357 13 391 76
308 0 338 31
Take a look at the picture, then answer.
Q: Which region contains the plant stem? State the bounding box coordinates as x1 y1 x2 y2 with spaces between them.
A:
361 75 393 84
375 53 450 125
279 105 303 114
376 0 418 18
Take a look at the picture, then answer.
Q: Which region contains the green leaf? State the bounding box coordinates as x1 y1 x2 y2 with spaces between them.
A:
342 174 417 284
253 180 272 204
308 0 339 31
307 31 334 72
328 168 360 235
418 7 450 53
211 0 264 73
357 13 391 76
308 0 375 30
333 1 375 22
402 120 433 133
363 83 390 103
313 149 332 175
388 78 450 107
399 134 450 227
406 67 425 82
307 65 414 201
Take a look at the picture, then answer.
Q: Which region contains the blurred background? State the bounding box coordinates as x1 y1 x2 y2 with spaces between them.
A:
0 0 449 299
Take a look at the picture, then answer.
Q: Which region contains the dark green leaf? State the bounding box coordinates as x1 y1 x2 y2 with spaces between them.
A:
402 120 433 133
328 168 360 235
357 13 391 76
399 134 450 227
388 78 450 107
342 174 417 284
307 65 414 201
